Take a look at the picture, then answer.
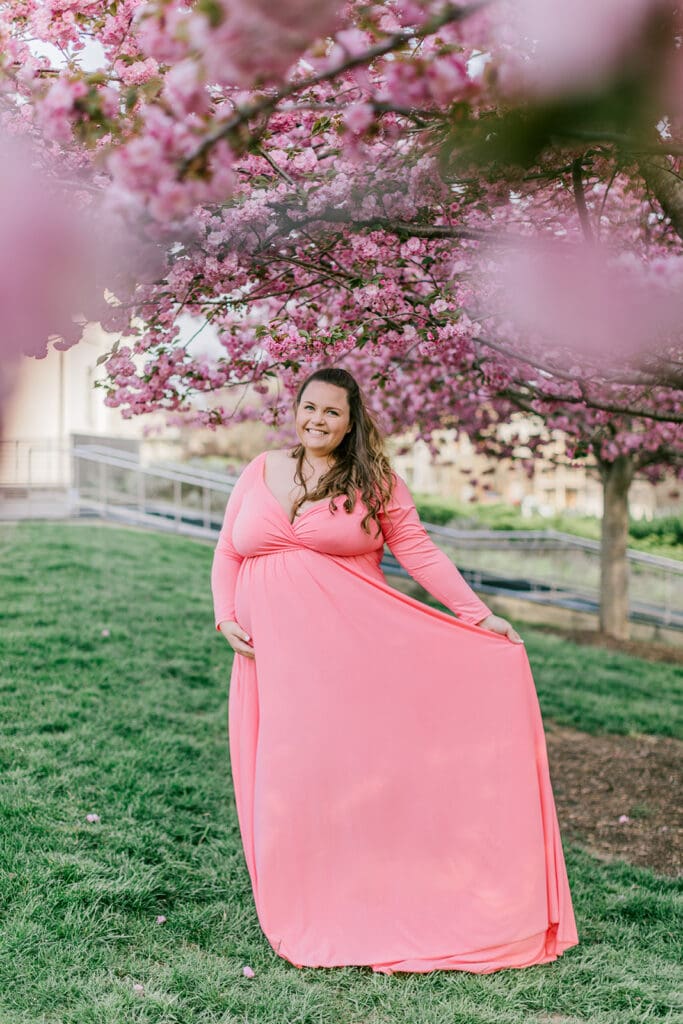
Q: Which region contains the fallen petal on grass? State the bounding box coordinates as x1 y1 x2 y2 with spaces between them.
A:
242 965 255 978
86 813 100 823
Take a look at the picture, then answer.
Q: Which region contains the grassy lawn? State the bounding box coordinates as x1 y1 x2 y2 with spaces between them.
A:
413 494 683 562
0 521 681 1024
521 626 682 738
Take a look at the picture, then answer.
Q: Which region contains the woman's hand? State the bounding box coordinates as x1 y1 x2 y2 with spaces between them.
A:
218 620 255 659
475 614 524 644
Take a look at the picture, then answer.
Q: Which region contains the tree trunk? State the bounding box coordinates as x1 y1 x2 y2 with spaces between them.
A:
597 454 635 639
638 155 683 242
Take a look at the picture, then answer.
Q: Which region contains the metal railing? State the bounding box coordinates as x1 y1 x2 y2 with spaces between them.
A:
3 441 682 630
71 444 240 539
0 438 70 489
424 522 683 628
70 444 683 630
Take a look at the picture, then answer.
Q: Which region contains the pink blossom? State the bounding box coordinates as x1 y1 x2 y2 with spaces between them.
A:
330 27 372 61
0 138 98 362
0 0 680 498
156 915 167 924
113 56 160 86
98 86 120 119
618 814 631 824
163 59 209 118
140 0 340 87
343 102 374 135
492 242 683 361
86 813 100 823
426 56 469 106
401 237 423 256
263 0 340 34
36 76 87 143
242 965 255 978
494 0 663 99
107 137 166 191
380 61 430 107
135 2 190 63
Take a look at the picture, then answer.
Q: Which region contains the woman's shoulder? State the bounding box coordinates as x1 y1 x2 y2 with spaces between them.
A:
378 469 413 515
230 450 267 486
262 447 293 466
235 447 294 481
240 448 288 469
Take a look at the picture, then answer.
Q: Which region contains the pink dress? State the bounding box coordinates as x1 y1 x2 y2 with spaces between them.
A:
211 450 579 974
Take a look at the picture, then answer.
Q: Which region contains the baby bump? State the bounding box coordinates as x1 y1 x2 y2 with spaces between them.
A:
236 547 385 639
233 561 254 637
233 550 301 638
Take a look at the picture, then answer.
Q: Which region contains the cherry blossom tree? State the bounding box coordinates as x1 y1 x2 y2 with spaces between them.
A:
1 0 681 637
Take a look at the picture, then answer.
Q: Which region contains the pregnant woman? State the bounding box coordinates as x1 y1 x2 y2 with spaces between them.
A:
211 366 579 974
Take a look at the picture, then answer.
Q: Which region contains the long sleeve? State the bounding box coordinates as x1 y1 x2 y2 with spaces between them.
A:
378 473 493 625
211 455 260 630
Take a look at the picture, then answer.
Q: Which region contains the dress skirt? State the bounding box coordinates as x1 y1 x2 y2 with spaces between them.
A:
212 451 579 973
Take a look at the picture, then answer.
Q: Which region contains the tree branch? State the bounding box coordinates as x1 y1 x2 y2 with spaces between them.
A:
554 129 683 157
178 1 488 175
473 334 683 389
500 379 683 423
272 206 530 247
572 157 594 242
255 146 296 186
638 154 683 241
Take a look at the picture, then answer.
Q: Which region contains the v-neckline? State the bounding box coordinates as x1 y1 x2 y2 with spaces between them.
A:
261 451 335 526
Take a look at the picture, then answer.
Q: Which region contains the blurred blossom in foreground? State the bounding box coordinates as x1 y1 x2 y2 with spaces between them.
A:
0 134 165 434
491 241 683 363
0 138 101 363
138 0 342 86
494 0 677 103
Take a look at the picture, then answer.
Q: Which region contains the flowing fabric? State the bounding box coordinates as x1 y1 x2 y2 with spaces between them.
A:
211 451 579 973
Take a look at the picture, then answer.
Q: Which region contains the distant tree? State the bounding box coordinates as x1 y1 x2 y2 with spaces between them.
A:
1 0 682 636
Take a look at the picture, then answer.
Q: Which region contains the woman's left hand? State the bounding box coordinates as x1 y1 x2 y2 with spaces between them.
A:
475 613 525 644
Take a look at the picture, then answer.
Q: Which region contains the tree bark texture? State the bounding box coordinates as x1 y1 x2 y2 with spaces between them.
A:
638 155 683 241
598 454 636 640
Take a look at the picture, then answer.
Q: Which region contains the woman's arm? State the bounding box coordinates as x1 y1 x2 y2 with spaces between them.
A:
211 455 261 631
378 473 493 626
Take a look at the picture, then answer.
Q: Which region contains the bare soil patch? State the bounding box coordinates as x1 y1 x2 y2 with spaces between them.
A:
543 626 683 666
545 721 682 877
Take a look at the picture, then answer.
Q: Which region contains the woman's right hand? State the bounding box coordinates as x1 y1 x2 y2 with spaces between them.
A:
218 620 255 659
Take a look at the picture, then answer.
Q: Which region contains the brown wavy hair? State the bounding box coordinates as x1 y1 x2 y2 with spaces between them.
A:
289 367 394 535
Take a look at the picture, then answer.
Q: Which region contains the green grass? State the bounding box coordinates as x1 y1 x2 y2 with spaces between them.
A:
522 626 682 738
0 522 681 1024
413 494 683 562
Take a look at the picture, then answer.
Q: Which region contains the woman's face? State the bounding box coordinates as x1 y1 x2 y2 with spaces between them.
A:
295 381 352 458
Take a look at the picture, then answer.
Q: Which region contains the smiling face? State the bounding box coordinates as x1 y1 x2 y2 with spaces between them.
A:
294 380 352 459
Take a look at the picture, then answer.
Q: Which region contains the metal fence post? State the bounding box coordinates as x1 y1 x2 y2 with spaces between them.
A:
99 460 106 514
138 467 146 518
174 479 181 527
203 484 210 530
